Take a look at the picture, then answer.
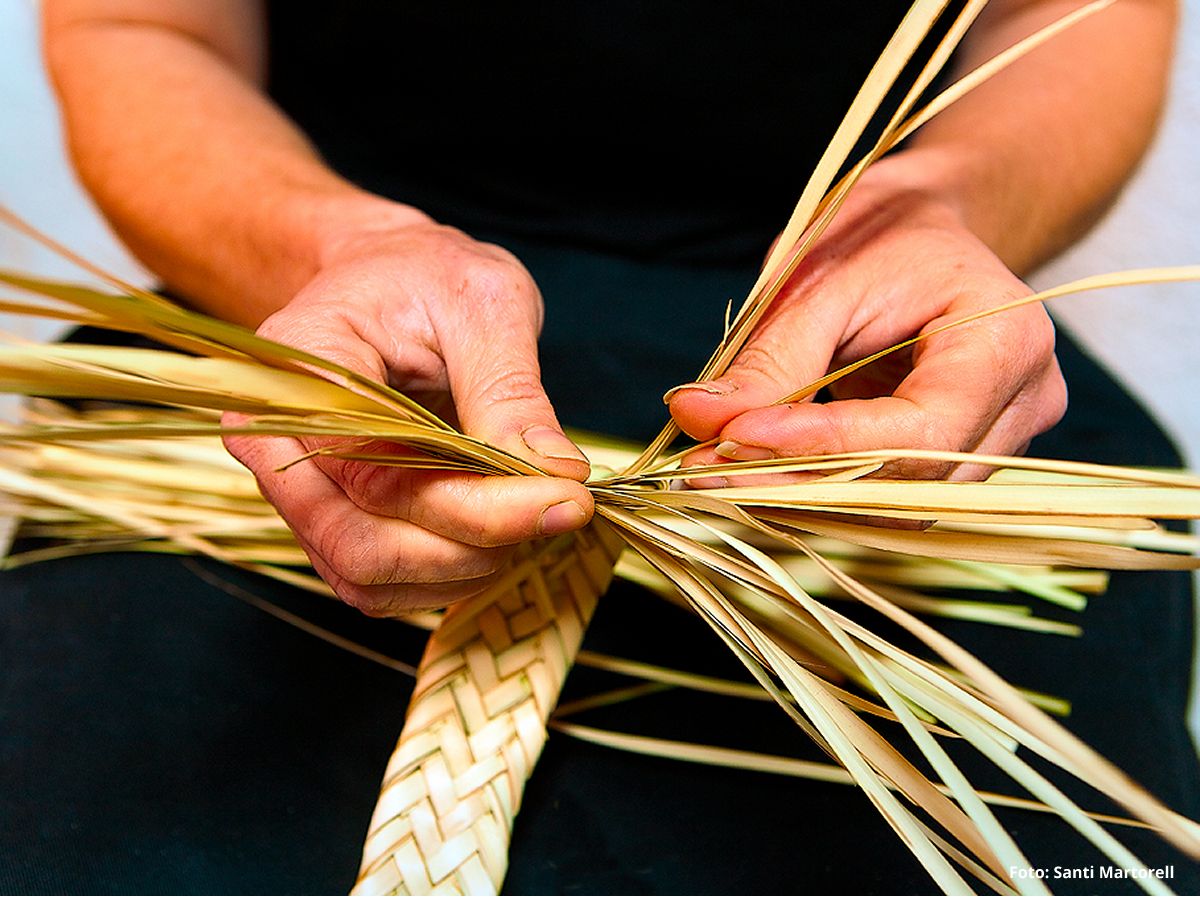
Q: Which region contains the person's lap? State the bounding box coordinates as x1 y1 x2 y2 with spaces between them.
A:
1 240 1195 894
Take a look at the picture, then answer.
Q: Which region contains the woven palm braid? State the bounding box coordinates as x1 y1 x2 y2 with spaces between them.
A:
352 520 625 895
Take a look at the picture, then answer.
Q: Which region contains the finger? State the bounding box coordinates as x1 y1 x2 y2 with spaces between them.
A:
297 447 595 547
437 273 590 482
289 527 500 616
666 286 849 441
224 431 519 587
711 314 1054 478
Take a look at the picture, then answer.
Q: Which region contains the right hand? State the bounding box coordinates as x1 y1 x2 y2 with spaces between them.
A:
223 219 594 615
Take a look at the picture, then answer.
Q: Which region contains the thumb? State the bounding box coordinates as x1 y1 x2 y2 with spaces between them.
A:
667 300 846 442
440 312 590 482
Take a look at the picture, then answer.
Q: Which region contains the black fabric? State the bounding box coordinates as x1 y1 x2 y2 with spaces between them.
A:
2 241 1198 894
265 1 918 266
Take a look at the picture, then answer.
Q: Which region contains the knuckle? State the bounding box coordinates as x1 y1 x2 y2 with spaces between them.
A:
451 257 545 361
256 305 321 347
1027 311 1058 363
1035 365 1069 434
983 296 1055 368
335 459 395 511
461 255 537 308
474 239 525 271
990 302 1058 375
481 369 547 408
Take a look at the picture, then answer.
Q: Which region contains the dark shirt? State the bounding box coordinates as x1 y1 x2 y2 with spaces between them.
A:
266 1 912 265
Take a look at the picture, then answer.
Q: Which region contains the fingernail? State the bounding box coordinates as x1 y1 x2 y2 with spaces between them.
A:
686 475 730 490
522 425 587 463
662 380 737 403
539 499 587 535
714 441 774 461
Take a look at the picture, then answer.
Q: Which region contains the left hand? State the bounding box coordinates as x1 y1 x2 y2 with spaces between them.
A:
668 155 1068 483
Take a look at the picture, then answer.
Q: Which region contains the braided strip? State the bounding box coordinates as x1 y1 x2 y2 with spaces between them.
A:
351 521 625 895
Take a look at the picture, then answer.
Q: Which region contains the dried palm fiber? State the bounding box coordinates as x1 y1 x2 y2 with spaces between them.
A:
3 0 1200 893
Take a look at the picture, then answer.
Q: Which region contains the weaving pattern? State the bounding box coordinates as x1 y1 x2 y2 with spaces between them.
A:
351 521 625 895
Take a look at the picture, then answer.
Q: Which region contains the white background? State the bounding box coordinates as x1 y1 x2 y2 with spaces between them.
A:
1 0 1198 742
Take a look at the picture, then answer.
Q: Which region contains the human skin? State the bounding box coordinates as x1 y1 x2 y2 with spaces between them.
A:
43 0 1177 612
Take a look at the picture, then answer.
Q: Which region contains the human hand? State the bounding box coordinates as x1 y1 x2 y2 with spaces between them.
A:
668 153 1068 483
224 217 593 615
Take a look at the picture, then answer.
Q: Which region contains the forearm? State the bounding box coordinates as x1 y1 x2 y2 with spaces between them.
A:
886 0 1177 275
43 0 426 327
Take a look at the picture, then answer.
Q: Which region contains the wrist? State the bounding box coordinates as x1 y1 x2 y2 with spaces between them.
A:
857 148 972 224
863 145 1039 270
837 148 976 243
201 184 434 329
293 189 434 271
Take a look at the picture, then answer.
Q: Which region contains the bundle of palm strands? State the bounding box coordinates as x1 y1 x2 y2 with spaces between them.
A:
3 0 1200 894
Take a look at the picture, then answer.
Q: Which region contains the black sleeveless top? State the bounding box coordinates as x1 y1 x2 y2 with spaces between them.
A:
265 2 915 266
